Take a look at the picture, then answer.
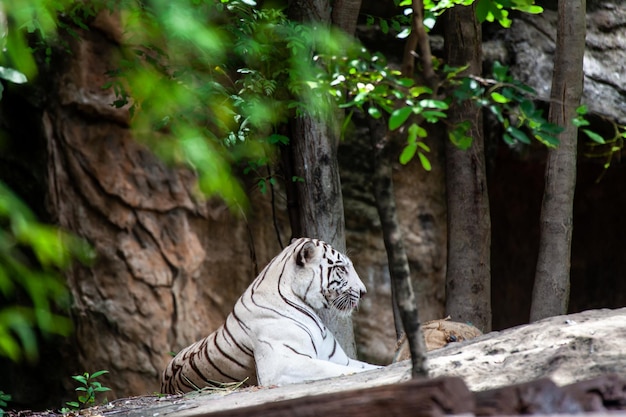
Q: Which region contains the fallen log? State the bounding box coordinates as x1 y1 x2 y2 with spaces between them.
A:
561 374 626 412
475 374 626 415
475 377 583 415
198 376 473 417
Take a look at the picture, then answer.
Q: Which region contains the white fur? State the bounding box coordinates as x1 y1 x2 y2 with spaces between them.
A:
161 238 379 393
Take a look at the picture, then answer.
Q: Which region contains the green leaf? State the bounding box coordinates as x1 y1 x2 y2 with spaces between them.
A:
418 152 432 171
0 67 28 84
576 104 588 115
540 123 565 135
368 106 382 119
515 4 543 14
490 91 509 104
492 61 509 82
421 110 447 123
72 375 88 384
506 126 531 144
407 123 419 143
397 78 414 87
417 141 431 152
534 131 559 147
583 129 605 144
502 133 515 146
408 85 432 97
488 105 504 123
268 134 289 145
380 18 389 34
572 117 589 128
396 27 411 39
399 143 417 165
449 121 473 150
414 124 428 138
418 99 448 109
389 106 413 130
519 99 535 116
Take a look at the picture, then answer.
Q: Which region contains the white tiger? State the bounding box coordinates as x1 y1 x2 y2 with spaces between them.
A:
161 237 379 394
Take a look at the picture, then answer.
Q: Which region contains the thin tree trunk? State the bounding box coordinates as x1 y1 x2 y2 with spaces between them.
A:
366 0 433 377
331 0 362 38
443 4 492 332
530 0 586 322
286 0 356 357
368 116 428 378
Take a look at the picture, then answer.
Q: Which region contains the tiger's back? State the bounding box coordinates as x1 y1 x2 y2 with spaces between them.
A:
161 238 378 394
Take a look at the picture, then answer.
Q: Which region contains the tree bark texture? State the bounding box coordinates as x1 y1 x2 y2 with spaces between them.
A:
288 116 345 251
285 0 346 350
443 4 492 332
403 0 437 88
331 0 362 37
286 0 356 357
287 114 356 356
530 0 586 322
368 117 428 377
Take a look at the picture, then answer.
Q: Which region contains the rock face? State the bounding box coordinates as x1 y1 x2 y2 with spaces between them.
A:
427 308 626 391
504 3 626 123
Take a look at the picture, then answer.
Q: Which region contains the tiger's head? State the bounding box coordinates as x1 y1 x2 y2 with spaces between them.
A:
290 238 367 316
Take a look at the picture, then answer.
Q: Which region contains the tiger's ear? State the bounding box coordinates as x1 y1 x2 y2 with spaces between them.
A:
296 241 318 267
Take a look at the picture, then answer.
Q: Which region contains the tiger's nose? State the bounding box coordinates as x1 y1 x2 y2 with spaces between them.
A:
359 289 367 299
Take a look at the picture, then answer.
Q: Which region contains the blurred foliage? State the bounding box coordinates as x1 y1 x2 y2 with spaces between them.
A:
0 0 94 365
0 0 556 178
0 181 92 363
0 390 10 416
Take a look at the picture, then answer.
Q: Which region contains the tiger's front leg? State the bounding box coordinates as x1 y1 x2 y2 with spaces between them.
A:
346 357 381 370
253 343 376 386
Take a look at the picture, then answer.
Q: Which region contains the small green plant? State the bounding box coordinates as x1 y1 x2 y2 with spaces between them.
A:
64 370 111 410
0 391 11 417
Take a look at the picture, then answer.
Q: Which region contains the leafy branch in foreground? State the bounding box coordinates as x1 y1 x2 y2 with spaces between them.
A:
0 182 93 363
0 391 11 417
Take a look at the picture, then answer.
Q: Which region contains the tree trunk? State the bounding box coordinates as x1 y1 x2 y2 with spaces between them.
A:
443 4 492 332
286 0 356 357
368 116 428 377
530 0 586 322
331 0 362 37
